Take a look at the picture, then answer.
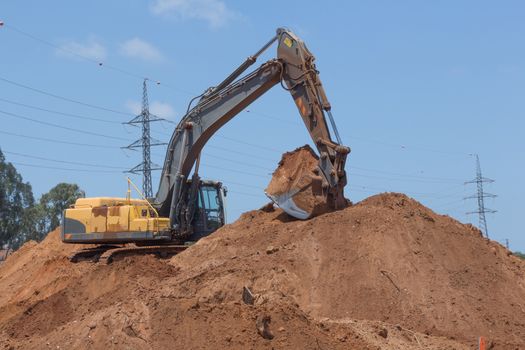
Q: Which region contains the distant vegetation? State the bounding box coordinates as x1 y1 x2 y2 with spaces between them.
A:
0 149 84 251
514 251 525 260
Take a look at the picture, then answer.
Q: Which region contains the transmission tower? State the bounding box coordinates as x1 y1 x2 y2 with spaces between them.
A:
124 79 167 198
464 154 496 238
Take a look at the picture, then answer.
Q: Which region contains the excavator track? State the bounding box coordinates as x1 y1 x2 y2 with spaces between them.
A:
98 245 188 264
69 245 121 263
69 244 189 264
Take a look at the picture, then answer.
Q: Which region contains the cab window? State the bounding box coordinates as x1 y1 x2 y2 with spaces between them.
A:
198 185 222 229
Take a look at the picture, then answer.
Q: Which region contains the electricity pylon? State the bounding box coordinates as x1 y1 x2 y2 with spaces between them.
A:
123 79 167 198
464 154 496 238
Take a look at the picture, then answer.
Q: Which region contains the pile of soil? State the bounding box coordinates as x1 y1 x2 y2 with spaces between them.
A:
265 145 329 218
1 192 524 349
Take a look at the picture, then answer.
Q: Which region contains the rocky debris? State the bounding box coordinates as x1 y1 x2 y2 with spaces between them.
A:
255 314 274 340
259 202 275 213
378 327 388 338
265 245 278 254
242 286 255 305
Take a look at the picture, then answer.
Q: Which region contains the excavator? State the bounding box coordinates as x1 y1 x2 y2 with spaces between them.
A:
62 28 350 262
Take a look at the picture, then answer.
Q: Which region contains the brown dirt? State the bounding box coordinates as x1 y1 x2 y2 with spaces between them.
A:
265 145 329 217
1 193 524 349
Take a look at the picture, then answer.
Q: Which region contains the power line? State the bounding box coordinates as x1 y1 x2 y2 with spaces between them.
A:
3 150 128 170
201 163 270 179
0 108 132 141
156 127 283 154
0 125 276 169
431 198 467 209
0 78 464 181
0 76 132 116
214 135 283 153
245 109 300 125
160 135 466 183
240 112 469 157
1 121 466 185
203 152 273 171
3 23 143 79
150 137 279 163
3 143 470 206
228 190 265 198
4 148 270 191
3 147 472 210
0 97 125 124
153 125 285 154
205 145 277 162
219 179 265 190
245 108 469 156
0 23 476 198
350 165 464 182
152 149 275 173
2 22 196 96
348 172 461 184
0 129 121 149
11 161 123 174
0 116 467 188
7 155 270 194
155 131 466 183
348 183 467 200
3 22 473 157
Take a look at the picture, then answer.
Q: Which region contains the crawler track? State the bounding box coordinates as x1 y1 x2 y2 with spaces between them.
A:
69 244 189 264
68 245 121 263
98 245 188 264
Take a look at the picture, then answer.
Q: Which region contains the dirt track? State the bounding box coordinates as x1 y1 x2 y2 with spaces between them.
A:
1 192 524 349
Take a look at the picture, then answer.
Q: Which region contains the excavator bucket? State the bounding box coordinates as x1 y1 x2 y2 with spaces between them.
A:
265 146 330 219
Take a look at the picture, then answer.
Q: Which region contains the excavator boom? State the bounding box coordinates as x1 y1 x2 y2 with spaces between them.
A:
154 28 349 234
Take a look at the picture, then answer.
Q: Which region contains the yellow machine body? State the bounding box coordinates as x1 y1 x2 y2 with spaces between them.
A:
61 197 171 244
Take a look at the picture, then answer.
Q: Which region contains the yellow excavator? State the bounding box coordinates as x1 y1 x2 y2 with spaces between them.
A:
62 28 350 262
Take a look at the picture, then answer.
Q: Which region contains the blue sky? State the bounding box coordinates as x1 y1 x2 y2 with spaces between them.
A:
1 1 523 249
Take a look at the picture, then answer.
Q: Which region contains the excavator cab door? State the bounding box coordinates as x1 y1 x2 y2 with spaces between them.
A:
190 181 226 240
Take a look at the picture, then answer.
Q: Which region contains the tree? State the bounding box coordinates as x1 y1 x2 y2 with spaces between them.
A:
33 183 85 240
0 149 85 249
0 149 35 249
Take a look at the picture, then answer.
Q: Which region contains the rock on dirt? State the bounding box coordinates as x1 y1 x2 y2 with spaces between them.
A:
255 314 274 340
378 327 388 338
0 193 524 349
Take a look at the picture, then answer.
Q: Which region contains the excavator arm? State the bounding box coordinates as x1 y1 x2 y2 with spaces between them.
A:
154 28 350 236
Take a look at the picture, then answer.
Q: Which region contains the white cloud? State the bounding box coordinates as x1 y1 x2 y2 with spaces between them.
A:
125 100 176 120
56 37 107 61
150 0 239 28
125 100 142 115
151 101 176 119
119 38 165 62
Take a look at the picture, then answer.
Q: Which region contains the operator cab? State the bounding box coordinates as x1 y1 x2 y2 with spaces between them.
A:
190 180 227 240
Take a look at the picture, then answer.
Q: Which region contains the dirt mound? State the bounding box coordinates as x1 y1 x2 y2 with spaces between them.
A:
0 229 86 308
265 145 329 219
1 193 524 349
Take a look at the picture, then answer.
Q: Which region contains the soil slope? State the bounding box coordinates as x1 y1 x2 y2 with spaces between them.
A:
1 193 524 349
